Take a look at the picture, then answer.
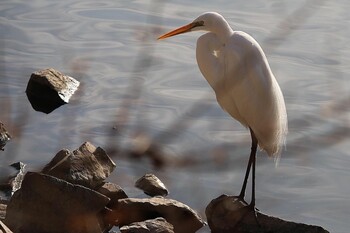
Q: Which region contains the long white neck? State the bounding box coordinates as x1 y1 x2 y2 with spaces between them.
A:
212 19 233 43
196 33 225 91
194 12 234 89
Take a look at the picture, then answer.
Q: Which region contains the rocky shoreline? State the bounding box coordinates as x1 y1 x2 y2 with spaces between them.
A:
0 140 329 233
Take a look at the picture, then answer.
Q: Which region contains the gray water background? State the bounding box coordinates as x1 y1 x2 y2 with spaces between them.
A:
1 0 350 232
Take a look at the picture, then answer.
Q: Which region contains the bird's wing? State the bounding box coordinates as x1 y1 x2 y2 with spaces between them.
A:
224 32 287 155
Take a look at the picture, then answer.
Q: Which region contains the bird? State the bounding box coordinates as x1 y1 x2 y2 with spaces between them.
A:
158 12 288 214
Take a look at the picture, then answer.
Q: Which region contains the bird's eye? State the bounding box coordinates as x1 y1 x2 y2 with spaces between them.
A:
196 21 204 27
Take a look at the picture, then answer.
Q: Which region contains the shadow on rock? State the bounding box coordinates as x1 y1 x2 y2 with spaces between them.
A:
26 68 79 114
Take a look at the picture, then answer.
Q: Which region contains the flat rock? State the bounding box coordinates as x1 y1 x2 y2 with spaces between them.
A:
135 174 169 197
206 194 330 233
120 217 174 233
0 122 11 151
26 68 80 113
108 197 205 233
4 172 110 233
42 142 116 189
97 182 128 208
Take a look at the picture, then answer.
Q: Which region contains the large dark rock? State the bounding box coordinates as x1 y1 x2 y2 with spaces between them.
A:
206 194 330 233
0 122 11 151
42 142 116 189
120 217 174 233
108 197 205 233
26 68 80 113
135 173 169 197
4 172 110 233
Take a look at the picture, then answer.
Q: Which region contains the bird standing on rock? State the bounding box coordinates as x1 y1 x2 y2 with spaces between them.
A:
158 12 288 216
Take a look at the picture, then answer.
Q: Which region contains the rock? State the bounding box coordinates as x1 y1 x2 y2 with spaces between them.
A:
8 162 26 196
97 182 128 208
120 217 174 233
0 122 11 151
4 172 110 233
135 174 169 197
108 197 205 233
129 134 167 169
0 220 13 233
206 194 330 233
42 142 116 189
0 162 26 199
0 203 6 220
26 68 80 113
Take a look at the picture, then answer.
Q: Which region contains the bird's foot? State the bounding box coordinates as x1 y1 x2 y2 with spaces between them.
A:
231 196 260 227
241 203 260 227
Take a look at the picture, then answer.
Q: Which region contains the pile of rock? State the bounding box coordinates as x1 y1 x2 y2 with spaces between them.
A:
1 142 205 233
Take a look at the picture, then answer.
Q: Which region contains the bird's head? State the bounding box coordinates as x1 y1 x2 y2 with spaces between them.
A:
158 12 229 40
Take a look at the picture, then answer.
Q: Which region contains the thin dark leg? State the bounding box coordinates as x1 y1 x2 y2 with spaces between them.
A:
232 128 260 226
232 128 260 228
250 129 258 207
238 149 253 199
238 128 258 201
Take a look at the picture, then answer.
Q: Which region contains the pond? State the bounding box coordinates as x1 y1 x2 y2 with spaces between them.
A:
1 0 349 232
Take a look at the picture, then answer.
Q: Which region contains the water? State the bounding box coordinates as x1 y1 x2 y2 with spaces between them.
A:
1 0 349 232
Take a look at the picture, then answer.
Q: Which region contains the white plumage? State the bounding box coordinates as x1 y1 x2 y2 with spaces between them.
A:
193 12 287 156
158 12 288 210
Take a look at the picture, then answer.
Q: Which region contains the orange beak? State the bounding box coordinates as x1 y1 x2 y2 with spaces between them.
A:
157 22 197 40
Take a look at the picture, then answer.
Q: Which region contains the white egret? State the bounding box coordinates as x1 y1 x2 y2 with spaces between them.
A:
158 12 288 212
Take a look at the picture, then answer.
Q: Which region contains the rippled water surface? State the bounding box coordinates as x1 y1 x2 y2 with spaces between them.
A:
1 0 350 232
